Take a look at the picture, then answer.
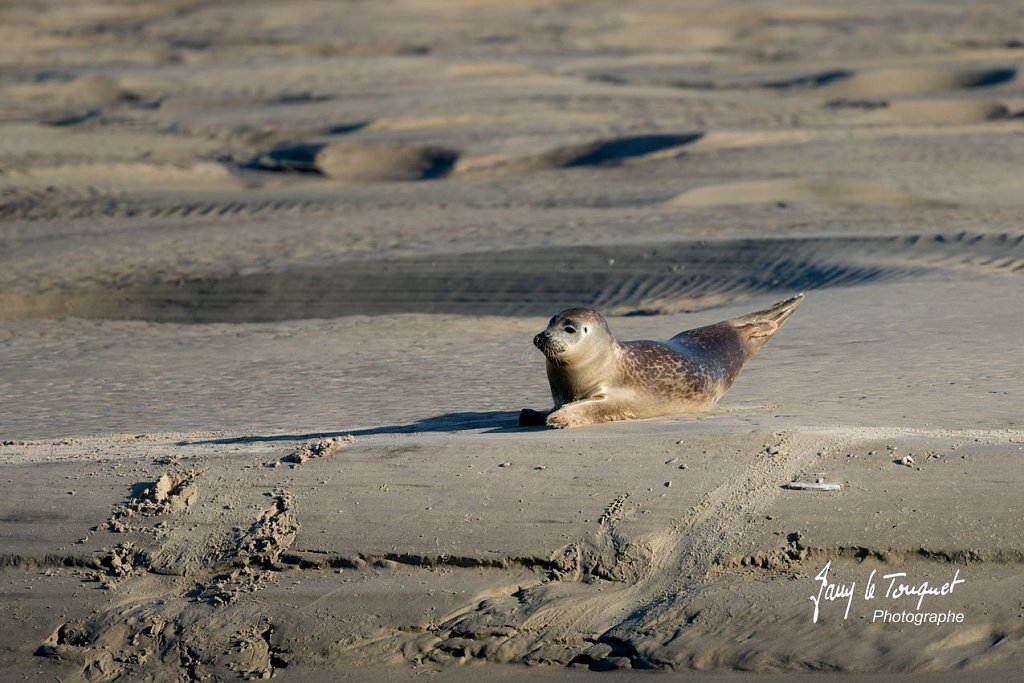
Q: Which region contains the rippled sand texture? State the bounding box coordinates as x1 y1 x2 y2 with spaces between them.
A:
1 1 1023 681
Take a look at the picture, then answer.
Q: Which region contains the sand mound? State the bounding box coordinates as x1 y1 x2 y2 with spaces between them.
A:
316 142 459 181
882 99 1012 124
250 141 459 182
1 74 160 127
759 65 1017 96
819 66 1017 96
6 75 141 109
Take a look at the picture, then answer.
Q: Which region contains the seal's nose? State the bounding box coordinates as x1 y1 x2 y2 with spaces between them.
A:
533 331 547 349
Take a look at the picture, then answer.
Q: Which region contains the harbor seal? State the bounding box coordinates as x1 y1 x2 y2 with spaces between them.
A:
520 294 803 428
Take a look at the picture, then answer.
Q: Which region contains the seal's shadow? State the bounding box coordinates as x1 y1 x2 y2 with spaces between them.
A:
182 410 543 446
347 410 539 435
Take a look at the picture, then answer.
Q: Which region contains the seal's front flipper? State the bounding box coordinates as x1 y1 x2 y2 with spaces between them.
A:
545 395 633 428
518 408 551 427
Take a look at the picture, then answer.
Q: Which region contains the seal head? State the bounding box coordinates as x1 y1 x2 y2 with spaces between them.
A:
533 308 612 366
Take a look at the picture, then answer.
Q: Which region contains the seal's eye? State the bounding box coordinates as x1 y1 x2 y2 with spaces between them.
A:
564 324 577 334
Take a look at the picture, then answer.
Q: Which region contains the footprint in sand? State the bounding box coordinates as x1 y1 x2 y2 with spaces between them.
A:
769 65 1016 95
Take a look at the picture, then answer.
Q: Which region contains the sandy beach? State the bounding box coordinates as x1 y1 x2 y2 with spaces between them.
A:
2 0 1023 680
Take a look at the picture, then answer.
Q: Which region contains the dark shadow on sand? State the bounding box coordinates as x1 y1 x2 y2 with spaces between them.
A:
5 235 928 324
180 410 546 446
562 133 703 167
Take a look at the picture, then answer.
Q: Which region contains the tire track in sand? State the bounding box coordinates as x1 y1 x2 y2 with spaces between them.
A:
367 431 832 668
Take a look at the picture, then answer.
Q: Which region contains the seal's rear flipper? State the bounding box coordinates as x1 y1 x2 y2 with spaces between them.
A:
730 293 804 327
730 293 804 344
